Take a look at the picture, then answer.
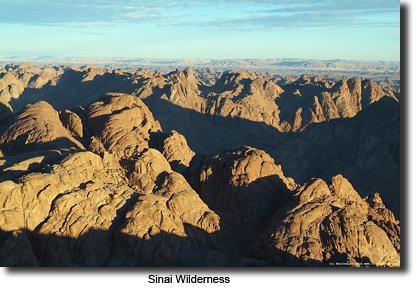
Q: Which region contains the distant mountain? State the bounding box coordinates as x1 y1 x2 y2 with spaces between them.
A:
0 56 400 84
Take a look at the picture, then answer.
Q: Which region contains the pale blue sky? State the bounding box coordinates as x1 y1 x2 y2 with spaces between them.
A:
0 0 400 61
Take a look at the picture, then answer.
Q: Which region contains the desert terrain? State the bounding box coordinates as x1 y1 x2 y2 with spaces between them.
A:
0 61 400 267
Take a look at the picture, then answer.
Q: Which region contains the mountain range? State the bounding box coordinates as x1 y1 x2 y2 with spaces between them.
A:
0 56 400 85
0 62 400 267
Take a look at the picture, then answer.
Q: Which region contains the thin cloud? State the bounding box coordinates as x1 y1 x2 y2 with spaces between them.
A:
0 0 170 25
84 32 110 36
172 10 399 30
0 0 399 30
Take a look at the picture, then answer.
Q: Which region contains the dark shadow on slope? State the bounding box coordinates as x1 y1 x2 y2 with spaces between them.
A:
202 73 254 103
141 94 400 221
185 155 293 233
271 97 401 219
0 149 76 182
274 90 304 119
1 136 84 157
275 78 346 124
141 97 291 156
0 226 325 267
1 216 403 269
0 102 14 137
168 151 298 258
7 69 141 112
192 174 295 266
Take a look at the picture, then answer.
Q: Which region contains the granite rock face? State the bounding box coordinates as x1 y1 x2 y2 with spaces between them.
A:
59 109 84 139
193 146 297 230
248 176 400 267
85 92 163 159
160 130 195 174
0 101 85 155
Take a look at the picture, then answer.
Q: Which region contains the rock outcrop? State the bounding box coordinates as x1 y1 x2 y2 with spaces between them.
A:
193 146 296 230
160 130 195 174
85 92 163 159
106 145 223 266
248 175 400 267
59 109 84 139
0 101 85 155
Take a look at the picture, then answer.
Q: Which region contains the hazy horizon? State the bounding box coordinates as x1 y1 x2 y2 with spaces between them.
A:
0 0 400 62
0 55 402 63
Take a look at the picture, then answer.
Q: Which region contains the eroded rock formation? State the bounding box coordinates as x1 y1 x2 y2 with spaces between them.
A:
0 101 85 155
247 176 400 267
0 93 224 266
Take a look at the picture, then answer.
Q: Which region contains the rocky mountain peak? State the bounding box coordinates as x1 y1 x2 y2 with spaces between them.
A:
184 66 193 77
0 100 85 155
